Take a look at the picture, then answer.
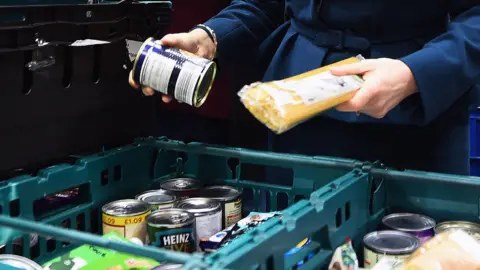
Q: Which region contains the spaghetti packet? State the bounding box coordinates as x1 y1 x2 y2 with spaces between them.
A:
238 55 365 134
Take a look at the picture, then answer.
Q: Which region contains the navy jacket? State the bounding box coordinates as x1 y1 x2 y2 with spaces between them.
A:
204 0 480 126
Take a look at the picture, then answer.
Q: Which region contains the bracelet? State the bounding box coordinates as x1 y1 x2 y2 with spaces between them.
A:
190 24 218 60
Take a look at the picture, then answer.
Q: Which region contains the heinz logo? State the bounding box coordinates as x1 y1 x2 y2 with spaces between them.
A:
162 234 190 245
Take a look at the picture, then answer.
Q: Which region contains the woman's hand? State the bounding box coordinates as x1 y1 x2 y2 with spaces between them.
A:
129 29 217 103
330 58 418 119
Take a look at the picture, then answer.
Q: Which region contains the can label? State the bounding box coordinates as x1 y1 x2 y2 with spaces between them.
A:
102 211 151 244
149 227 195 253
224 198 242 228
195 211 222 250
151 202 174 212
137 43 210 106
363 247 409 269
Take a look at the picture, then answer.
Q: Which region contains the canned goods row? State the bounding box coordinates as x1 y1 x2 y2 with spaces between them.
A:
101 177 243 254
362 212 480 269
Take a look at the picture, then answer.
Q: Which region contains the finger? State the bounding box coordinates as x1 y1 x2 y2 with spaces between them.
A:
160 33 196 52
142 87 155 96
330 60 375 76
336 81 377 112
129 71 140 89
162 95 173 103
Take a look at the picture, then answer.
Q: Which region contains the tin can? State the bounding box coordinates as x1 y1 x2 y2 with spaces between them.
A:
151 264 184 270
363 230 420 269
135 190 178 212
0 254 43 270
382 213 436 244
435 221 480 242
176 198 222 250
159 178 204 199
132 37 217 108
102 199 151 244
199 185 243 228
147 209 196 253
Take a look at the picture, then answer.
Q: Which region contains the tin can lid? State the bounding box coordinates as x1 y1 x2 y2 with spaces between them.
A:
363 230 420 255
136 190 177 205
102 199 151 217
199 186 242 201
151 264 184 270
382 213 436 232
159 178 203 192
0 255 43 270
176 198 221 216
147 209 195 228
435 221 480 236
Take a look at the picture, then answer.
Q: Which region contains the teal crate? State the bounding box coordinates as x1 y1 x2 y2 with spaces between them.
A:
203 167 480 269
0 137 361 269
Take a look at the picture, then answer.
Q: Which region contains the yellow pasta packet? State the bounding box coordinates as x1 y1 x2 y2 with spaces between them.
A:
238 55 365 134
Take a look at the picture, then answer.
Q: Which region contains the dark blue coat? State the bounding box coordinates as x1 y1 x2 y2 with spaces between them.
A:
205 0 480 174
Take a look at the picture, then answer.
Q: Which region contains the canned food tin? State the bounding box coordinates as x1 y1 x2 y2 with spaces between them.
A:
159 178 204 199
102 199 151 244
132 37 217 108
199 185 242 228
0 254 43 270
435 221 480 242
382 213 436 244
147 209 196 253
135 190 178 212
363 230 420 269
176 198 222 250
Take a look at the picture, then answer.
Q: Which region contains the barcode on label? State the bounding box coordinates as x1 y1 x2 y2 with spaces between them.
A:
175 61 202 105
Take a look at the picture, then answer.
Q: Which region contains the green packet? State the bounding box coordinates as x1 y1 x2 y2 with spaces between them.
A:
43 232 160 270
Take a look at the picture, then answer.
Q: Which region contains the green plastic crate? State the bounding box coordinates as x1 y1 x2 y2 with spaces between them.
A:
0 137 362 269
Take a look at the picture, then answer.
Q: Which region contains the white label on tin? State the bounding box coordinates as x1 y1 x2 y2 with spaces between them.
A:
272 72 363 105
126 39 143 62
140 47 175 96
70 39 110 47
195 211 222 251
363 247 409 269
174 61 203 105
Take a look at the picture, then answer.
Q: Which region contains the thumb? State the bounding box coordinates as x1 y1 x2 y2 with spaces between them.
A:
160 33 198 54
336 80 376 112
330 60 375 76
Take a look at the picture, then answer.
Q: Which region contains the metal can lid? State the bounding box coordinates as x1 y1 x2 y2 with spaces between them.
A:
136 190 177 205
199 186 242 202
159 178 203 192
102 199 151 217
0 255 43 270
363 230 420 255
382 213 436 232
193 60 216 108
147 209 195 228
151 264 184 270
176 198 221 216
435 221 480 235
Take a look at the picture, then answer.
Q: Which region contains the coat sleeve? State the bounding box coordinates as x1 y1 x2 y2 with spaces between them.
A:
203 0 285 61
400 2 480 124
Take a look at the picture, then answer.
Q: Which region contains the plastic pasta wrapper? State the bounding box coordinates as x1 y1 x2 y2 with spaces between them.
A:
401 230 480 270
238 55 365 134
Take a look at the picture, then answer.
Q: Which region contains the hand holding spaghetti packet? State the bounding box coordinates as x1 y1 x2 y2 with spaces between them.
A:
238 56 365 134
129 28 217 107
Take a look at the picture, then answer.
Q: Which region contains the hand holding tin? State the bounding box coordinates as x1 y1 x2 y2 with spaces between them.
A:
129 30 217 107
